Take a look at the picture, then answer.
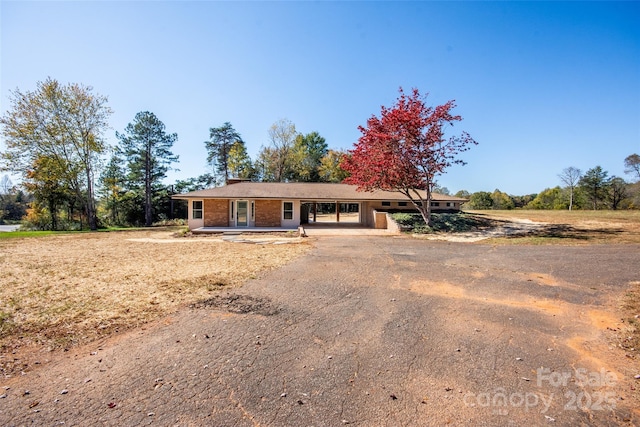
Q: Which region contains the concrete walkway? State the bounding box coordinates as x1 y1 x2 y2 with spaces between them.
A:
193 225 397 237
302 225 395 236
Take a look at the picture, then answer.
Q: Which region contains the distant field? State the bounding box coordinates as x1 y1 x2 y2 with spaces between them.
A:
465 209 640 244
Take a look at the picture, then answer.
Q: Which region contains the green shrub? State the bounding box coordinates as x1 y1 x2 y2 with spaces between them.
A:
391 212 492 234
390 213 417 226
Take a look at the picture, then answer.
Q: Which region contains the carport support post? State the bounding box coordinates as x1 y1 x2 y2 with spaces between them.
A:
336 201 340 223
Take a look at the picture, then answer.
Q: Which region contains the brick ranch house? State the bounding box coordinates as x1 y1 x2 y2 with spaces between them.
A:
172 181 467 232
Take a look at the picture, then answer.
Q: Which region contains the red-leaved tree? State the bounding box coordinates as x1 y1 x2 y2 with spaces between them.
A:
342 88 477 226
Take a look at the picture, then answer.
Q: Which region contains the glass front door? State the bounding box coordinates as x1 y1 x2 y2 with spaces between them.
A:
236 200 248 226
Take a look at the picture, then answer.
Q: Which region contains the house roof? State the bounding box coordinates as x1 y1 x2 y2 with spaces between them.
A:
172 182 468 202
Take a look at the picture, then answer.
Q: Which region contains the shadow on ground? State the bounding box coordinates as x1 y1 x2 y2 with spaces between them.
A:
501 224 627 241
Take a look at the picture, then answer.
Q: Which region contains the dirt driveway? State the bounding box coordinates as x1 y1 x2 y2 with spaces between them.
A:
1 236 639 426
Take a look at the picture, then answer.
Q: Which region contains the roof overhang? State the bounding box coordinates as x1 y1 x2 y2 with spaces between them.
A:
171 182 468 203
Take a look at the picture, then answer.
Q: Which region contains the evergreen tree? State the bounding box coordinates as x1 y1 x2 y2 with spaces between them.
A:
116 112 178 227
99 153 126 225
205 122 243 184
579 166 609 210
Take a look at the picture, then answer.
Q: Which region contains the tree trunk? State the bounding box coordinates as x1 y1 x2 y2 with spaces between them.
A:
568 188 573 211
85 167 97 230
416 205 431 227
408 188 432 227
48 197 58 231
145 145 153 227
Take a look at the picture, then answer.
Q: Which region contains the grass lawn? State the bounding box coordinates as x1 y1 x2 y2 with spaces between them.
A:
467 209 640 244
0 230 59 239
0 229 309 375
393 209 640 244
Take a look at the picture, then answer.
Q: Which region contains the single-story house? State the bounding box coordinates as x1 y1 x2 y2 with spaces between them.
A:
172 180 467 231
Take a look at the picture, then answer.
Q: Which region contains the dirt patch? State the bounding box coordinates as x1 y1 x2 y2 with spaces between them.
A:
418 210 640 244
406 279 567 315
192 293 279 316
418 218 548 242
615 281 640 383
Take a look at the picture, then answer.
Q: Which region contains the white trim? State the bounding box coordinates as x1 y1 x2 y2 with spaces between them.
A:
236 200 249 227
281 200 300 228
188 199 204 229
192 200 203 219
283 201 294 220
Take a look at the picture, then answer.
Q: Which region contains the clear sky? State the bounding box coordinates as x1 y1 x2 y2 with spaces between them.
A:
1 1 639 195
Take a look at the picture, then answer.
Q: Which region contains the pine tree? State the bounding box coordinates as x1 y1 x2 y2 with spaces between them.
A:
116 112 178 227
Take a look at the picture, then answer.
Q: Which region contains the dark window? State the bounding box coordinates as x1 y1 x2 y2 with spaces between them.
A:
398 202 408 207
382 201 391 207
431 202 440 207
283 202 294 220
192 200 203 219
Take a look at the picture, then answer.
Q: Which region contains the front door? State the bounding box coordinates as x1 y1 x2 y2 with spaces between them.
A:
236 200 248 227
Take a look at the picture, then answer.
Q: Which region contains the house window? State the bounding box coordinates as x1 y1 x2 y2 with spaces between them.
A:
398 202 408 207
447 202 452 207
283 202 294 220
192 200 203 219
251 201 255 221
431 202 440 207
381 201 391 207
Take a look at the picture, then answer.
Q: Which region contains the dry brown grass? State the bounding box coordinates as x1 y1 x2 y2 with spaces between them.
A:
0 229 310 371
465 210 640 244
619 281 640 354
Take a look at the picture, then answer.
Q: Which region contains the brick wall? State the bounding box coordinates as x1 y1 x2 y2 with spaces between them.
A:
255 200 281 227
204 199 229 227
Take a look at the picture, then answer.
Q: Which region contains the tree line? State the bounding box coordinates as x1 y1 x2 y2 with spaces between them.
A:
1 79 637 230
461 158 640 210
177 118 349 192
0 78 349 230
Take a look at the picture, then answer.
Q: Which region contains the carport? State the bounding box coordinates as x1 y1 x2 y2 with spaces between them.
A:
300 201 361 225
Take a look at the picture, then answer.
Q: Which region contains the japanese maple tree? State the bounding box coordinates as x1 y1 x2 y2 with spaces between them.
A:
342 88 477 226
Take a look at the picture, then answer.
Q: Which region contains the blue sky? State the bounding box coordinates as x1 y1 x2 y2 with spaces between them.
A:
1 1 639 195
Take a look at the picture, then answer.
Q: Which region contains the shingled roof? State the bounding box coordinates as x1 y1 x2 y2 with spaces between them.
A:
173 182 467 202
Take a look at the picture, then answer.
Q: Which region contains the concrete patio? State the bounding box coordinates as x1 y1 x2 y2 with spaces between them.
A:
192 223 397 237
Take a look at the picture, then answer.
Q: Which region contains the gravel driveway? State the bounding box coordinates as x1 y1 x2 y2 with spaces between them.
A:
1 236 639 426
